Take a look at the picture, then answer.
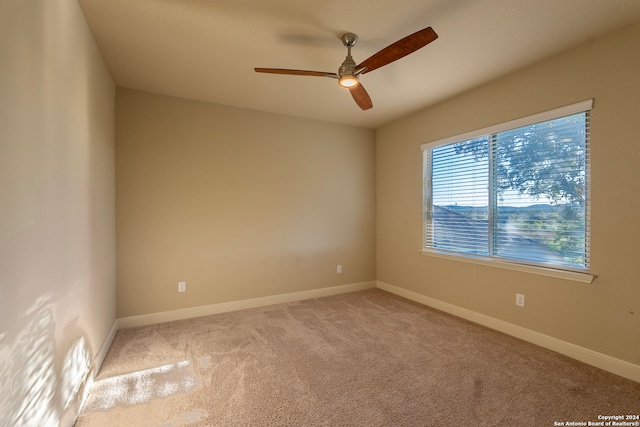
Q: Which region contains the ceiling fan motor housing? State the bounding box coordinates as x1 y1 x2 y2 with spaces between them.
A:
339 55 357 78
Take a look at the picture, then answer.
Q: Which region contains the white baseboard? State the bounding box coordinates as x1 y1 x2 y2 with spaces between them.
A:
95 319 119 371
118 281 377 329
376 280 640 383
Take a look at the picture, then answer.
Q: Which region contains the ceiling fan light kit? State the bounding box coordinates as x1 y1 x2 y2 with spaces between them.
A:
338 75 359 88
255 27 438 111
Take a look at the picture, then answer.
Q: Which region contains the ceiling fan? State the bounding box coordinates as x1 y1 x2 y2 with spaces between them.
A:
255 27 438 111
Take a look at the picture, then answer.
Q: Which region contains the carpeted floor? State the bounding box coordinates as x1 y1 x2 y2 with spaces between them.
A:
76 289 640 426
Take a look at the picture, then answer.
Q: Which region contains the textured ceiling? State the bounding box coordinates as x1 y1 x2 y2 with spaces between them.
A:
78 0 640 129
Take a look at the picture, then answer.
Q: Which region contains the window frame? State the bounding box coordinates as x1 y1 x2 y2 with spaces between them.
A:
420 100 595 284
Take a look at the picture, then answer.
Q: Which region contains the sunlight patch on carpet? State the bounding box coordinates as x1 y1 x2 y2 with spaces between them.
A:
81 360 200 412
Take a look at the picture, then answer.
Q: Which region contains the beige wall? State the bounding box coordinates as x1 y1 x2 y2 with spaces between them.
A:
0 0 116 425
116 89 376 318
376 22 640 365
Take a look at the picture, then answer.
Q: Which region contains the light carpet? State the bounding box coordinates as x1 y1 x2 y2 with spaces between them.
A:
76 289 640 426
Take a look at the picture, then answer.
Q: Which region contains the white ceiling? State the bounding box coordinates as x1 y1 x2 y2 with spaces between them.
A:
78 0 640 129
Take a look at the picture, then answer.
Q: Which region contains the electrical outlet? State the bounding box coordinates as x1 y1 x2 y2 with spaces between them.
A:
337 264 342 274
516 293 525 307
178 281 186 292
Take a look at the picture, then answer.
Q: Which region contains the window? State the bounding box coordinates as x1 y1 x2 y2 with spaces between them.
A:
422 100 592 274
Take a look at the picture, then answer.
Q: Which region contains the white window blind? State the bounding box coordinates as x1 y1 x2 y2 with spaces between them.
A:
422 100 592 272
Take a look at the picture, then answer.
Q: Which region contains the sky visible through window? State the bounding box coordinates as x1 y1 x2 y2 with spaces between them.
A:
432 144 561 208
432 116 585 209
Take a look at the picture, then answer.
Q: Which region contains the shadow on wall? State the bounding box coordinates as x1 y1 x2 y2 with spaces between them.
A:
0 177 96 426
0 303 91 426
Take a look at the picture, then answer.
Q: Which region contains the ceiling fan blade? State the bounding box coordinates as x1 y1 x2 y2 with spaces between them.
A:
349 83 373 110
255 68 337 78
356 27 438 74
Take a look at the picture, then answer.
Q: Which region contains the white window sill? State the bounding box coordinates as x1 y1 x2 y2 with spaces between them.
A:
420 249 595 284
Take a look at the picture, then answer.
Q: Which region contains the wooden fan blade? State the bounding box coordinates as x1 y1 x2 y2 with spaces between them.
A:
349 83 373 110
356 27 438 74
255 68 337 78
